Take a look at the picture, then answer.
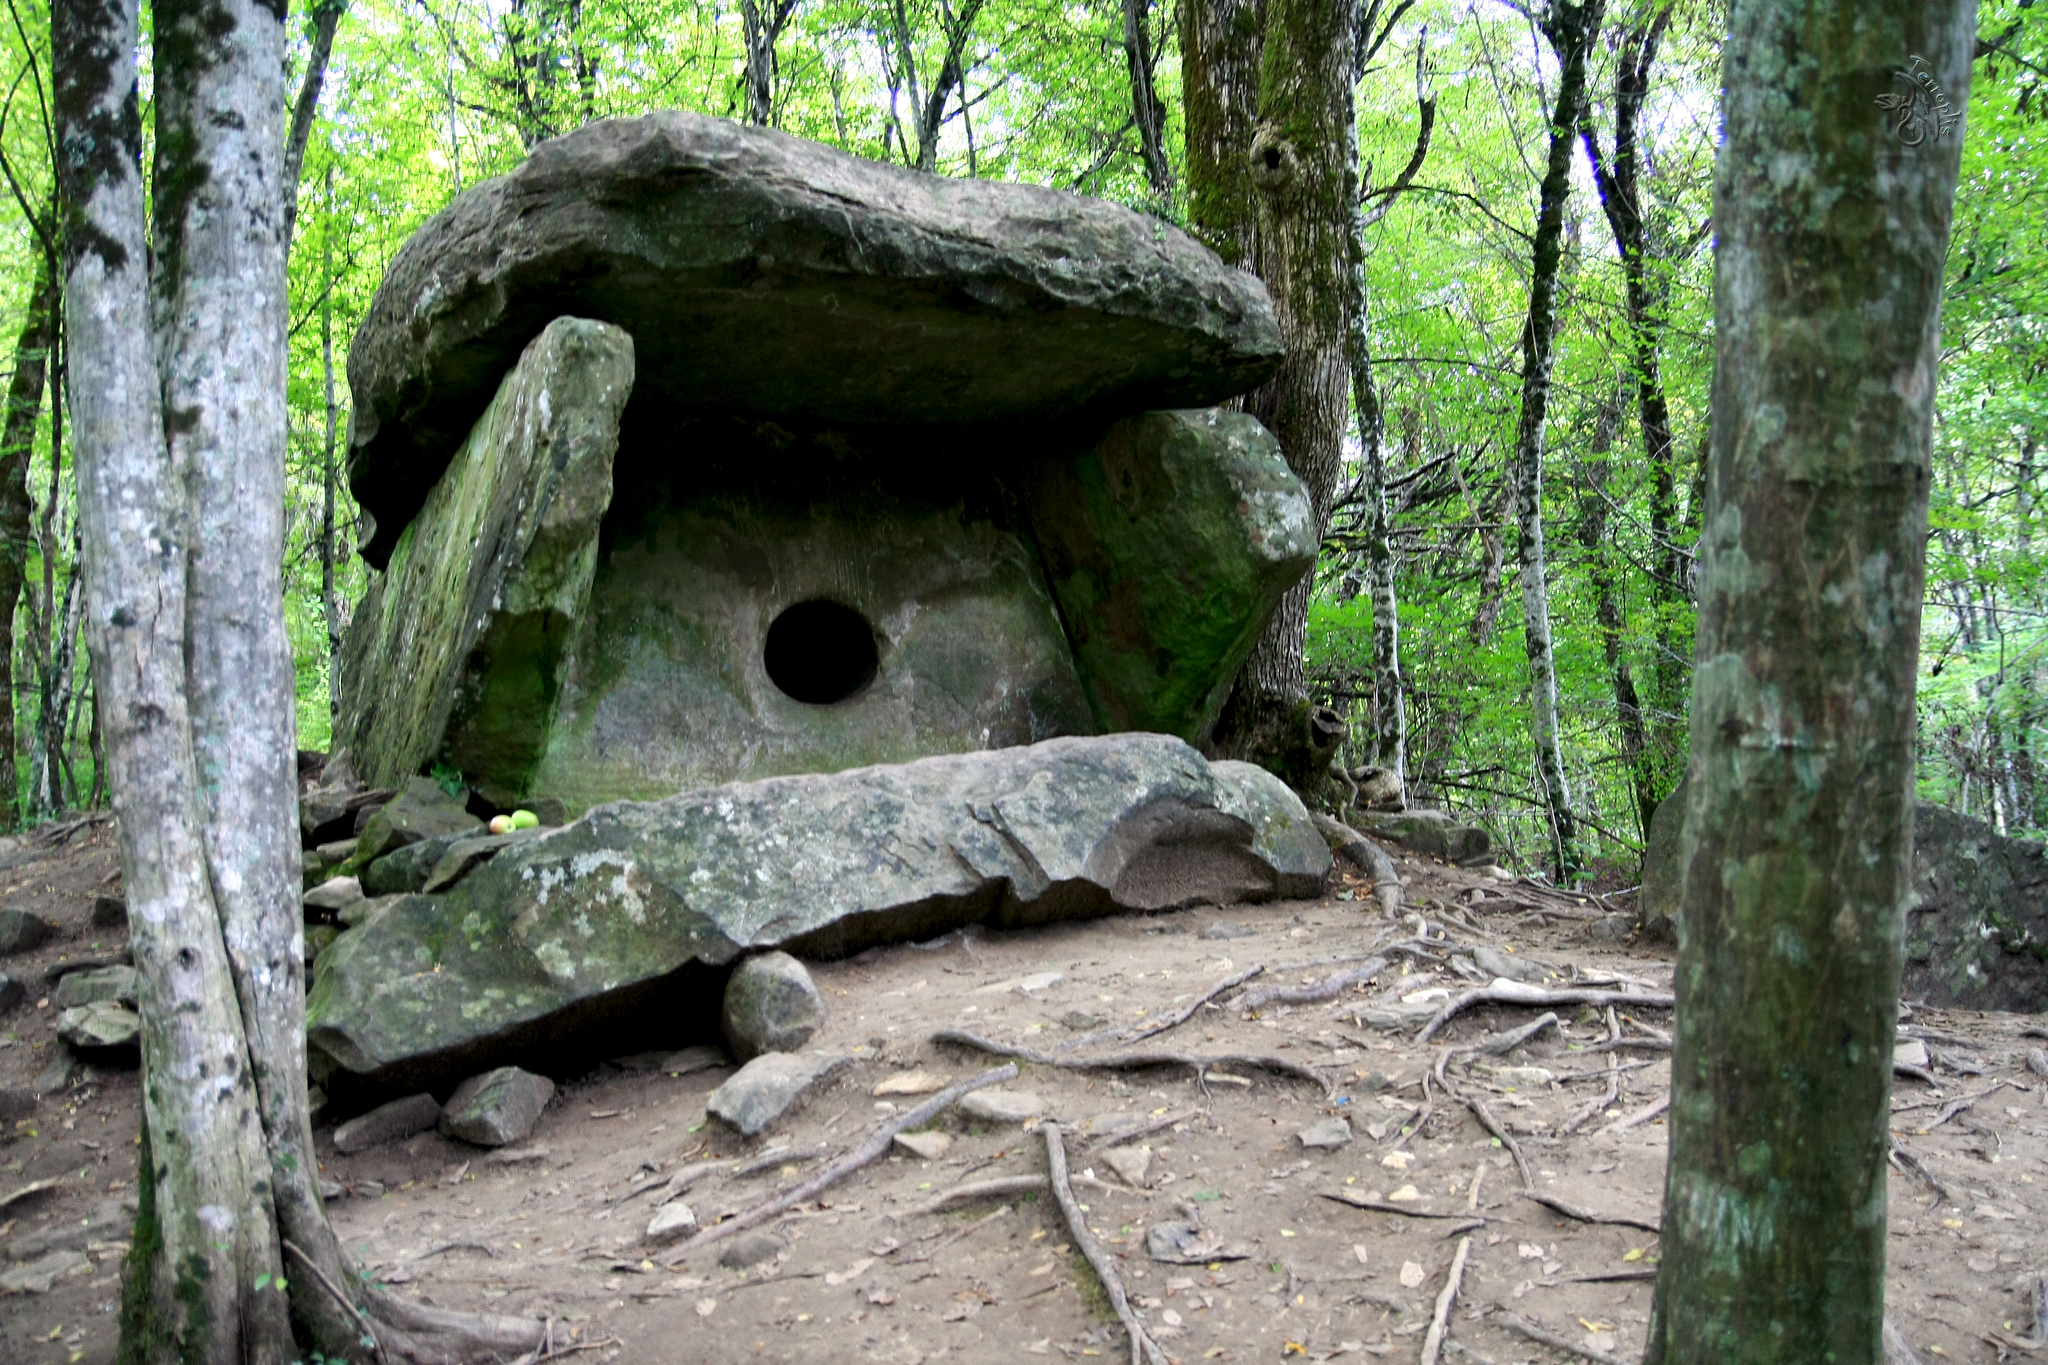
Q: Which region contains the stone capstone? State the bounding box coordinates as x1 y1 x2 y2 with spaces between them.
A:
438 1066 555 1147
305 734 1330 1093
53 965 139 1010
706 1051 849 1136
721 951 826 1062
55 1001 139 1050
333 1092 443 1153
347 111 1282 568
0 907 47 954
1025 409 1316 740
340 319 632 802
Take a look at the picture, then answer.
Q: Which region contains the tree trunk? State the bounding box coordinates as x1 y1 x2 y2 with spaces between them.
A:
741 0 799 126
0 243 55 827
1348 283 1403 784
1179 0 1264 268
1576 380 1655 837
281 0 347 256
1122 0 1172 208
1643 0 1974 1357
322 165 343 729
1510 0 1603 883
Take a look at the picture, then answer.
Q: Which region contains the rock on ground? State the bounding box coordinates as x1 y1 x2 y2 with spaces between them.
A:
333 1092 443 1154
348 776 484 866
438 1066 556 1147
706 1051 849 1137
54 1001 139 1050
959 1090 1047 1124
721 951 826 1062
646 1202 698 1243
52 965 139 1010
0 907 47 954
307 733 1329 1093
0 972 24 1013
346 111 1281 568
1298 1118 1353 1151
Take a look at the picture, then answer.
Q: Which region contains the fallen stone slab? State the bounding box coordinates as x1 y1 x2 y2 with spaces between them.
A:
959 1090 1047 1125
304 876 367 917
1353 810 1492 864
347 111 1282 569
661 1046 729 1077
333 1092 443 1153
53 965 139 1011
721 951 825 1062
439 1066 555 1147
55 1001 140 1050
307 734 1328 1094
422 830 549 894
706 1051 849 1137
893 1131 952 1161
0 908 47 954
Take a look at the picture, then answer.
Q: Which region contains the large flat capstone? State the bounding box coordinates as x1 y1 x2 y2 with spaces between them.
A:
306 734 1328 1093
346 111 1282 565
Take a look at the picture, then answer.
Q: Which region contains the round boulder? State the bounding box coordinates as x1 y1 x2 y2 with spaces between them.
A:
721 951 826 1062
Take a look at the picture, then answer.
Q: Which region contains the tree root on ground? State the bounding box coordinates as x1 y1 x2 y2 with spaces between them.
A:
1041 1122 1170 1365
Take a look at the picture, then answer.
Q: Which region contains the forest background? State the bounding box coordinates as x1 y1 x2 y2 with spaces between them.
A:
0 0 2038 879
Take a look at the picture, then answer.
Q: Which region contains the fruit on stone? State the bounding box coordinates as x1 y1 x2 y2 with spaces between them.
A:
488 814 514 835
510 809 540 830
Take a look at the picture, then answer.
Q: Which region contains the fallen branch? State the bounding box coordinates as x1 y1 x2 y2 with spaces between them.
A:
1569 1037 1672 1055
1117 965 1268 1047
1461 1094 1533 1191
932 1030 1332 1096
1087 1108 1201 1154
732 1144 832 1178
1452 1011 1558 1058
1321 1190 1488 1221
664 1063 1017 1264
1493 1307 1629 1365
1420 1236 1473 1365
1043 1122 1169 1365
1416 983 1674 1044
900 1171 1116 1217
1889 1137 1953 1206
1236 957 1389 1015
1597 1094 1670 1135
1524 1191 1661 1234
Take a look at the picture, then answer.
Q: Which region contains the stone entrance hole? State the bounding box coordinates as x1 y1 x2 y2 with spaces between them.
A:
764 599 880 705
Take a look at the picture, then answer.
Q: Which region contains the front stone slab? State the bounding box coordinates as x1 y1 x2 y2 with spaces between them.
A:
305 734 1329 1094
339 317 634 800
1024 410 1317 740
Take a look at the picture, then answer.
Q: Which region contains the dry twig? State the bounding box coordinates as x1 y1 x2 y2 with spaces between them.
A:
1523 1191 1661 1234
1420 1236 1473 1365
1042 1123 1169 1365
932 1029 1332 1095
1235 957 1389 1014
1086 1108 1201 1153
1492 1307 1629 1365
1597 1094 1670 1135
1321 1190 1488 1221
901 1171 1115 1216
1058 966 1266 1052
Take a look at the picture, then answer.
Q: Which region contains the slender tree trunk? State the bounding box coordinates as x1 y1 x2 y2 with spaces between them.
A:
1643 0 1974 1357
1347 289 1403 784
741 0 799 126
0 244 55 827
321 165 342 729
281 0 347 256
1577 380 1655 837
1122 0 1173 208
1510 0 1603 883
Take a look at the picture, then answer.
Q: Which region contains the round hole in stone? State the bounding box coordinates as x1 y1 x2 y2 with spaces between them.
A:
763 599 880 705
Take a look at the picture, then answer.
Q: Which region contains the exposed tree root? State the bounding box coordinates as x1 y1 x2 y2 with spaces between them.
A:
1415 982 1674 1044
1042 1122 1169 1365
933 1029 1332 1095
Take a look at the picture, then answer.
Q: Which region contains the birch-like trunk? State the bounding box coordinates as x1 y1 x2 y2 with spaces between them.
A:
0 244 55 827
1511 0 1603 882
1644 0 1974 1356
1346 284 1403 784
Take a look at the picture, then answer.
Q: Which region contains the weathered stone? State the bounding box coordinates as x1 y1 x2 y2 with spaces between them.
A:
307 734 1328 1092
893 1131 952 1161
721 951 825 1062
716 1232 786 1270
341 319 633 803
0 971 22 1013
53 965 139 1010
304 925 341 968
1102 1146 1153 1186
661 1045 729 1077
646 1201 698 1243
608 1050 674 1072
438 1066 555 1147
422 829 549 894
348 112 1281 568
349 777 484 866
706 1051 849 1136
1639 784 1683 941
1025 409 1316 740
362 834 466 896
1471 946 1551 985
304 876 367 917
0 907 47 954
872 1070 947 1097
0 1249 90 1294
1899 803 2048 1012
55 1001 140 1050
33 1054 81 1094
1353 810 1492 864
91 895 127 929
958 1090 1047 1124
333 1092 443 1153
1297 1118 1353 1151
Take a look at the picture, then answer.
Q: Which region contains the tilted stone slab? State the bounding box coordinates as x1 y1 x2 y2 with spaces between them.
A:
1025 409 1317 741
306 733 1329 1092
338 317 633 798
345 111 1282 565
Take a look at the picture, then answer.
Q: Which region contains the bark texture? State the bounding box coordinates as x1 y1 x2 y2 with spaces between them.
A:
1511 0 1603 882
1643 1 1975 1358
1179 0 1263 269
0 244 55 827
741 0 800 126
1122 0 1172 208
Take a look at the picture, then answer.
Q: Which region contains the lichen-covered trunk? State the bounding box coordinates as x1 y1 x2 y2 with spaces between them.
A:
1511 0 1602 883
0 245 55 828
1643 1 1974 1358
1179 0 1263 269
1208 0 1354 774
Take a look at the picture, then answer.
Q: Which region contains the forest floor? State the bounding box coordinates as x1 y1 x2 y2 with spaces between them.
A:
2 821 2046 1365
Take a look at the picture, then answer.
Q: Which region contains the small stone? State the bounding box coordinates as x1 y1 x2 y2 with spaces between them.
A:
716 1231 785 1270
0 972 23 1014
706 1051 849 1136
721 951 826 1062
1102 1146 1153 1187
1298 1118 1353 1151
646 1201 699 1243
55 1001 140 1050
958 1090 1047 1124
1471 945 1550 985
53 965 140 1010
438 1066 555 1147
893 1131 952 1160
333 1092 442 1153
1060 1010 1108 1031
1486 1066 1555 1090
1200 923 1255 940
872 1070 947 1096
316 838 360 865
1895 1039 1930 1069
304 876 366 916
91 896 127 929
32 1054 81 1094
661 1045 729 1076
319 1178 346 1201
0 908 48 954
1585 913 1633 943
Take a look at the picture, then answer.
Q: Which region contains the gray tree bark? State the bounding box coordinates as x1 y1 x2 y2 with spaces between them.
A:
741 0 800 126
281 0 347 256
0 243 55 827
1122 0 1172 208
1511 0 1603 883
1644 0 1975 1358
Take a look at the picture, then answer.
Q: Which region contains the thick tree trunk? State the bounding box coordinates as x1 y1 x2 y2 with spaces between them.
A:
0 245 55 827
1122 0 1172 208
1510 0 1603 883
1643 1 1974 1358
1179 0 1263 269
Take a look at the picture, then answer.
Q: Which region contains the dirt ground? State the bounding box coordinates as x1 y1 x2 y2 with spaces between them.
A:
4 818 2047 1365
